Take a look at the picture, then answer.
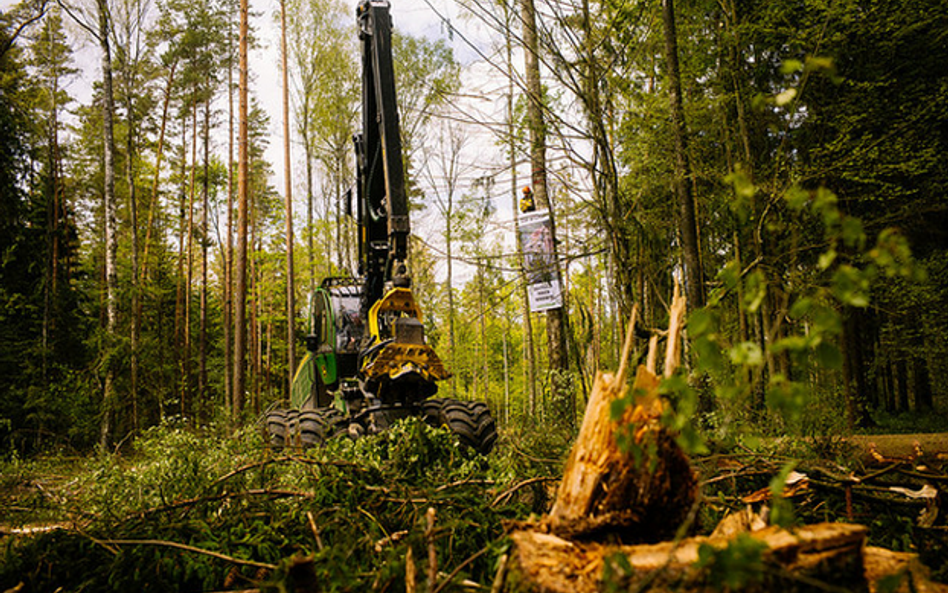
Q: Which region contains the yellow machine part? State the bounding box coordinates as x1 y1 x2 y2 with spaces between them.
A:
362 287 450 382
367 287 423 338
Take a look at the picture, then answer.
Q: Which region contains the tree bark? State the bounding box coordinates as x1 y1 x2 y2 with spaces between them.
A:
281 0 296 398
234 0 250 414
97 0 119 450
660 0 705 309
200 98 210 420
503 0 536 414
520 0 570 406
914 356 934 410
225 43 234 412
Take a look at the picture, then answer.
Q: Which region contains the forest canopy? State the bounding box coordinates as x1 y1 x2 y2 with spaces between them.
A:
0 0 946 454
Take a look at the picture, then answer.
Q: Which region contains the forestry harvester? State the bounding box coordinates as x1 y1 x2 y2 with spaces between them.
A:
264 0 497 454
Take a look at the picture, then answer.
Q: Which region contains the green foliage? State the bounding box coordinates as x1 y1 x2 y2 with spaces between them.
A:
695 533 767 591
0 418 528 592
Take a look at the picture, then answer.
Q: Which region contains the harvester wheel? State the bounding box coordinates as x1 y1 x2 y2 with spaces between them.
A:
264 408 288 451
299 408 346 446
422 398 498 454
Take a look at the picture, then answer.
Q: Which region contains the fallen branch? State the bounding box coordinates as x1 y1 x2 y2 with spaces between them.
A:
431 546 490 593
100 539 277 570
135 487 315 518
491 477 557 507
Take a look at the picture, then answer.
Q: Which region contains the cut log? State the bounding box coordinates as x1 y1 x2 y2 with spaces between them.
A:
509 522 872 593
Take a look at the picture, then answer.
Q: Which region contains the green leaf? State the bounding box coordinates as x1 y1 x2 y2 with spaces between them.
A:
832 265 871 307
742 270 767 313
814 341 843 369
729 341 763 367
676 425 709 455
780 59 804 74
725 167 756 222
841 216 866 250
769 461 798 497
784 185 809 211
717 260 741 293
772 335 809 353
813 187 838 214
774 87 797 106
788 297 812 319
766 377 807 425
688 308 718 338
694 336 726 375
818 248 837 270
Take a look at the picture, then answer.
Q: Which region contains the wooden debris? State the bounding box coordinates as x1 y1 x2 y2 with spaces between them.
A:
509 522 871 593
545 295 697 543
503 287 948 592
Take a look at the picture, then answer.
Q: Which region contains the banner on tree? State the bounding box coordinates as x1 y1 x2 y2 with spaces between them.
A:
518 209 563 312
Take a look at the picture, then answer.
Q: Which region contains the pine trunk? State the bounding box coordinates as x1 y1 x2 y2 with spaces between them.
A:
281 0 296 398
660 0 704 310
234 0 250 413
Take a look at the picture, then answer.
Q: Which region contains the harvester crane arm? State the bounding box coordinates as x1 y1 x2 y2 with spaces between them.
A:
356 0 410 316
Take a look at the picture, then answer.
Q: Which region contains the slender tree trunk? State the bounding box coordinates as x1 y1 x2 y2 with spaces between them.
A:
175 113 187 415
842 311 873 428
521 0 569 401
225 43 234 412
200 98 210 420
304 124 314 294
660 0 705 309
281 0 296 397
446 201 456 397
234 0 250 414
97 0 120 449
141 60 175 282
125 76 140 433
914 356 934 410
505 0 536 415
479 265 488 402
183 103 197 420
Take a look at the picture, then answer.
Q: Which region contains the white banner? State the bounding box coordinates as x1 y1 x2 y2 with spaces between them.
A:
518 210 563 312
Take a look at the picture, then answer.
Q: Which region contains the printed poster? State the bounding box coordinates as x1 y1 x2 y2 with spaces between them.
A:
518 209 563 312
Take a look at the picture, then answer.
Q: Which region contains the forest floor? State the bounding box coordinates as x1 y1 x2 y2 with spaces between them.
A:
2 421 948 591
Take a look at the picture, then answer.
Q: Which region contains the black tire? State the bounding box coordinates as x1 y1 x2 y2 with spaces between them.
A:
299 408 346 446
422 398 498 455
265 408 288 450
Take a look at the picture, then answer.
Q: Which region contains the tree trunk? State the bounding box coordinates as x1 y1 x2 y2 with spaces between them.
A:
234 0 250 414
520 0 569 404
141 60 175 282
280 0 296 398
896 358 909 412
175 113 187 416
97 0 119 450
125 72 140 434
914 356 934 410
200 98 210 420
183 104 197 420
842 311 873 428
225 45 234 412
660 0 705 310
504 0 536 414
